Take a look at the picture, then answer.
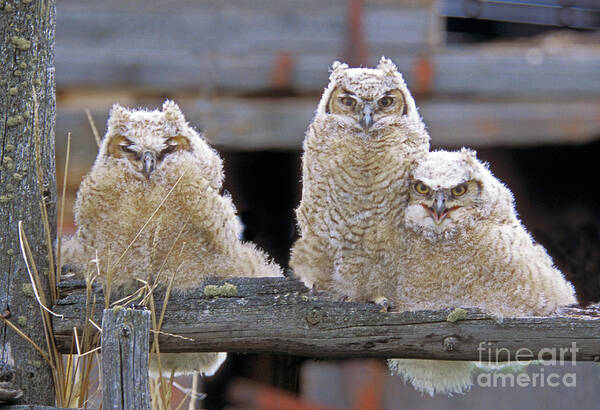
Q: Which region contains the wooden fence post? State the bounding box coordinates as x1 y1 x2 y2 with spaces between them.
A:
0 0 57 405
101 308 151 410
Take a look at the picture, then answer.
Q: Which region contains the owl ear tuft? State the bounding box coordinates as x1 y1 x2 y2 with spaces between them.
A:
331 61 349 71
329 61 349 81
377 56 398 74
108 103 129 121
460 147 478 161
162 100 185 123
460 147 486 171
107 103 131 129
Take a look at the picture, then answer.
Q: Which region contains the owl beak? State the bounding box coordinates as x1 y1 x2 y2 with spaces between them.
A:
142 151 156 179
359 103 374 130
423 191 447 224
423 192 461 224
432 192 446 219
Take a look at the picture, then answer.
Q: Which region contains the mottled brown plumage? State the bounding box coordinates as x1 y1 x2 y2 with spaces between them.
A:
62 100 282 377
290 57 430 302
389 149 577 395
290 60 576 396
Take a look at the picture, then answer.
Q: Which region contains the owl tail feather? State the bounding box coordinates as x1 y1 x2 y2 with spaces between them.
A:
387 359 475 396
59 235 86 271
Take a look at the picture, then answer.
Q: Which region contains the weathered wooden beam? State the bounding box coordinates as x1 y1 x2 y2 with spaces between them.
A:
101 308 151 410
0 0 57 405
433 50 600 97
53 278 600 362
52 0 600 95
55 0 435 92
443 0 600 29
56 98 600 153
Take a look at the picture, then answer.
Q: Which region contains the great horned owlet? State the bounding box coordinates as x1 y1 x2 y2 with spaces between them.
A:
290 57 430 303
61 100 282 377
389 149 577 395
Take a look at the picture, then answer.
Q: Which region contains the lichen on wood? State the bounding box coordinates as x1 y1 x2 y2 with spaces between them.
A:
0 0 57 405
53 277 600 362
101 308 151 410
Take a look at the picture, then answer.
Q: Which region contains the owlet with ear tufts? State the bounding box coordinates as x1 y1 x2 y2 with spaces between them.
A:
388 148 577 396
290 57 430 303
61 100 282 377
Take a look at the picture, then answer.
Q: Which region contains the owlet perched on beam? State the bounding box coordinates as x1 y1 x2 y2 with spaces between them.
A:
61 100 282 377
389 149 577 395
290 57 430 303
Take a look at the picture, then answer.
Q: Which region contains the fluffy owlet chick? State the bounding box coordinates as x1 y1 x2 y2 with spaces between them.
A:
389 148 577 395
290 57 430 303
61 100 282 377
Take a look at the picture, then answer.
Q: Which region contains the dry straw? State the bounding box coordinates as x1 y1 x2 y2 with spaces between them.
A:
9 96 200 408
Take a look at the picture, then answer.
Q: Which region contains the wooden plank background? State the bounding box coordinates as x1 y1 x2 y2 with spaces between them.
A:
54 0 600 95
56 98 600 151
55 0 437 92
53 0 600 153
49 0 600 237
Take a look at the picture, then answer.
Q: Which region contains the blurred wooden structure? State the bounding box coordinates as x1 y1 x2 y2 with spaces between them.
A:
55 0 440 92
55 0 600 153
444 0 600 29
54 1 600 242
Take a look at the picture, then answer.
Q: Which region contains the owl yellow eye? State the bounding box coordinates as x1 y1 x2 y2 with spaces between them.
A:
378 96 394 108
340 96 356 107
414 182 430 195
451 184 467 197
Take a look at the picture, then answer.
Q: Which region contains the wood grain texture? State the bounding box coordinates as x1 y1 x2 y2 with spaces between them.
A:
53 278 600 362
0 0 56 405
101 308 151 410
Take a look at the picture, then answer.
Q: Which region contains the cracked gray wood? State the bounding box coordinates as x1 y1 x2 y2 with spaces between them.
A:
0 0 56 405
53 277 600 362
101 308 151 410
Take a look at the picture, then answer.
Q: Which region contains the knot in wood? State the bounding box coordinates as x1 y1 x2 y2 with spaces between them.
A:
443 336 458 352
120 325 131 338
0 368 15 382
306 308 322 325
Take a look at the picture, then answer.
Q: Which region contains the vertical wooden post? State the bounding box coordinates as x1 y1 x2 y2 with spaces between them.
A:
0 0 56 405
101 308 151 410
346 0 367 67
